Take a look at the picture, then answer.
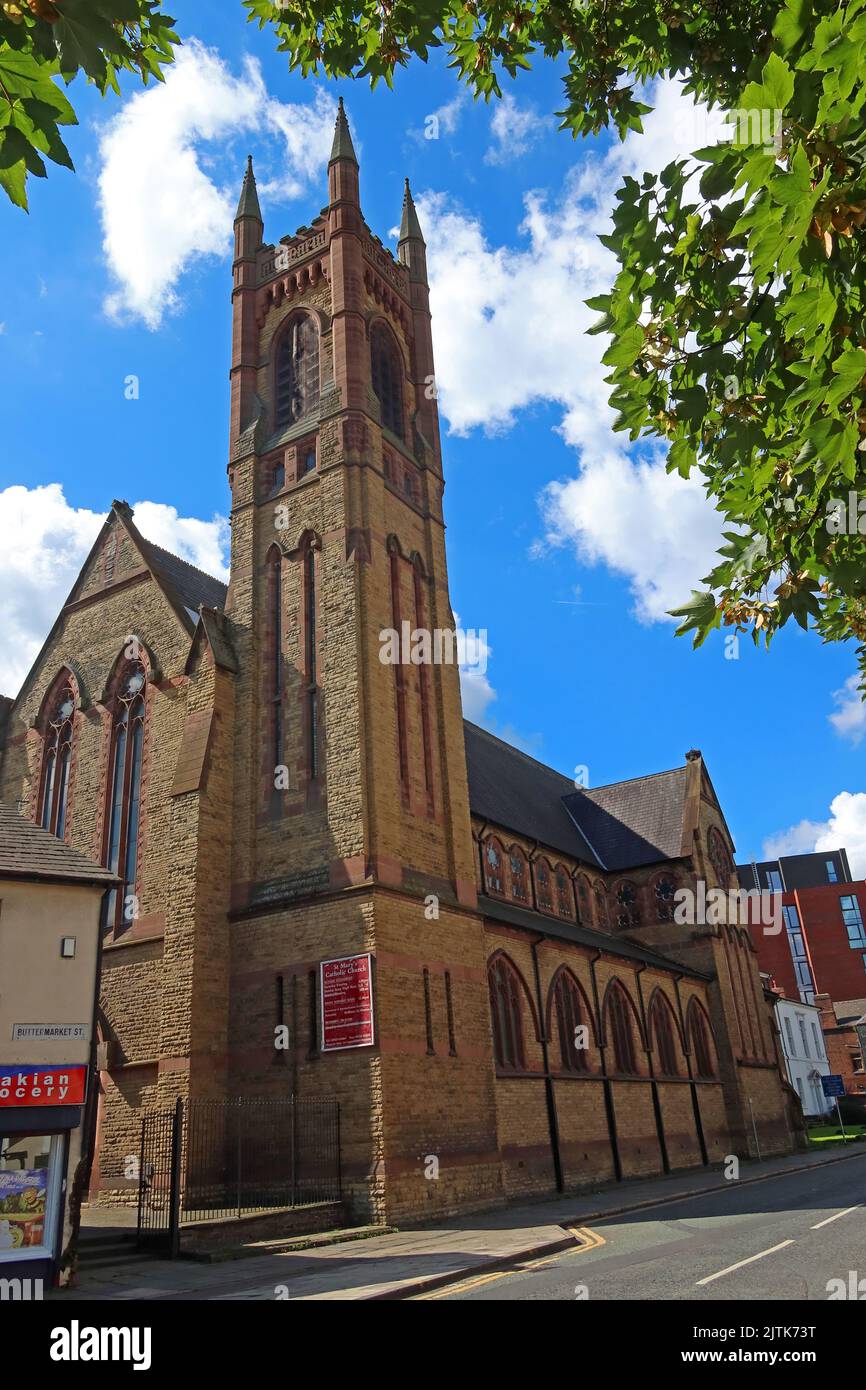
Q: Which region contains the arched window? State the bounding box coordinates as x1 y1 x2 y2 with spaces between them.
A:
371 322 404 438
101 661 147 937
267 547 283 771
605 983 639 1075
553 972 590 1073
509 847 528 903
39 680 76 839
575 874 590 925
555 866 573 918
649 992 680 1076
274 314 319 429
484 839 505 895
655 873 677 923
594 881 608 929
303 539 319 781
488 956 526 1071
688 1000 717 1078
708 827 733 887
387 539 409 799
536 858 553 912
412 559 434 812
615 881 640 930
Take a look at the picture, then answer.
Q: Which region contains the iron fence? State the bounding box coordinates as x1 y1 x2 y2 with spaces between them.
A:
136 1095 341 1250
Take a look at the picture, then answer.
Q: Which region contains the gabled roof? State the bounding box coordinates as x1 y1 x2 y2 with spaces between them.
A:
0 801 118 887
137 538 228 619
7 501 229 712
564 767 690 871
187 606 238 675
463 722 602 868
464 720 695 874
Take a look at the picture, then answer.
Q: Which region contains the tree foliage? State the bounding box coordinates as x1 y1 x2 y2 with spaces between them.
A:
0 0 176 209
243 0 866 689
3 2 865 688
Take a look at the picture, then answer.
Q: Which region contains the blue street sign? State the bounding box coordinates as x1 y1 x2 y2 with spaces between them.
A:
821 1074 845 1098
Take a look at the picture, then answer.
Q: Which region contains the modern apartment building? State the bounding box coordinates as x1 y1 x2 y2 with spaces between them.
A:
737 849 866 1006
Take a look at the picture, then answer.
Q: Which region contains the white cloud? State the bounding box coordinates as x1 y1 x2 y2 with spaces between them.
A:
414 91 467 143
454 612 496 721
829 674 866 745
485 95 546 164
764 792 866 880
460 667 496 722
0 484 229 696
97 40 335 328
418 77 727 622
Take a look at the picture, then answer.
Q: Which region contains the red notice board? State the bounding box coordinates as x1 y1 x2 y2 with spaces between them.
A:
320 953 375 1051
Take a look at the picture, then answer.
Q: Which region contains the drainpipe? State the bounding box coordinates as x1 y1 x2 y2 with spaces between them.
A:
674 973 708 1165
635 964 669 1174
530 931 563 1193
588 949 622 1181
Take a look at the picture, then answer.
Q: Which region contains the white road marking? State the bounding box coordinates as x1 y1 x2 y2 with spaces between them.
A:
695 1239 795 1287
811 1204 861 1230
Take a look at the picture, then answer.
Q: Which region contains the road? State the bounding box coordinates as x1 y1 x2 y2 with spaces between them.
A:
421 1154 866 1301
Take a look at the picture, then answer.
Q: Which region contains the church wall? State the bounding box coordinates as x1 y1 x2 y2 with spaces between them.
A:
373 892 504 1223
694 1079 733 1163
609 1080 665 1177
656 1082 704 1169
555 1080 619 1187
227 889 384 1223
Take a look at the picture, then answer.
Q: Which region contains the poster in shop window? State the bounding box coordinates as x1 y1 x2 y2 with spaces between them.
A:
320 954 375 1051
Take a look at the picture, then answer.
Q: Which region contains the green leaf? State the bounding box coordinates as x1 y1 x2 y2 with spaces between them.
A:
601 324 643 369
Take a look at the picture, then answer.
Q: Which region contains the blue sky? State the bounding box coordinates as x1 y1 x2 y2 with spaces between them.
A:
0 0 863 871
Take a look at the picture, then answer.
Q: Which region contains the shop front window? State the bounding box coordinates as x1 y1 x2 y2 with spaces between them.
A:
0 1132 62 1263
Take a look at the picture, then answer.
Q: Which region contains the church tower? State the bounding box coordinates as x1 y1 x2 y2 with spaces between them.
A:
224 103 500 1221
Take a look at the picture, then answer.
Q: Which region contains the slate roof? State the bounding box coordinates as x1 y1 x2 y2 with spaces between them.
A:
478 894 709 980
564 768 689 871
463 721 690 874
0 802 118 886
139 540 228 616
463 722 602 868
190 607 239 674
834 997 866 1025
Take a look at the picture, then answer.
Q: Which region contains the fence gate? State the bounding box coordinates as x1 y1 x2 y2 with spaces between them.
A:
136 1097 181 1254
136 1096 340 1256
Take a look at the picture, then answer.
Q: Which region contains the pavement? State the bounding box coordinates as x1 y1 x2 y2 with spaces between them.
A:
55 1141 866 1302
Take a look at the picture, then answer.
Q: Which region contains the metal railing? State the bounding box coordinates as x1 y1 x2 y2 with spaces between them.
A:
137 1096 341 1250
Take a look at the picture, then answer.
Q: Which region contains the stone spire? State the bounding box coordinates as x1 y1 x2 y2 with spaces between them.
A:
235 154 262 223
329 97 358 166
398 178 424 244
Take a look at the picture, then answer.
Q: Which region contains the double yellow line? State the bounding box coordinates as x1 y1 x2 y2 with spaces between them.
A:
414 1225 605 1300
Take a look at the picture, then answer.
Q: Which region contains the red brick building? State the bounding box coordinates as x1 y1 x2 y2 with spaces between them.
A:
0 105 797 1225
738 850 866 1095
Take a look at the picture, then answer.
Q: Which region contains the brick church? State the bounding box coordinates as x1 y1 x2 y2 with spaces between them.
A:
0 102 798 1224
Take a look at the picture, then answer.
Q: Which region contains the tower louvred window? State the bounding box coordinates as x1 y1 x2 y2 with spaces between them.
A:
275 315 319 429
371 323 404 438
